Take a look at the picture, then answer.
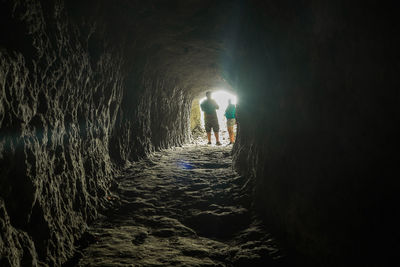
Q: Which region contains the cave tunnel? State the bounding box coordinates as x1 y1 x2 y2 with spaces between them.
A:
0 0 399 266
192 90 238 145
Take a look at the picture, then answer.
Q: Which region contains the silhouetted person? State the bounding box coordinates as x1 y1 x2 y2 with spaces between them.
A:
224 99 236 144
200 91 221 145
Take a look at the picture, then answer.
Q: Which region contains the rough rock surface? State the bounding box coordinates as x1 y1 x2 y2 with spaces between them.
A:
72 145 284 267
0 0 125 265
190 99 201 132
1 0 398 266
0 0 192 265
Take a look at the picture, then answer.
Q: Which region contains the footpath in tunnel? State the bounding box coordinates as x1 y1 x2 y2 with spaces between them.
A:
72 144 285 267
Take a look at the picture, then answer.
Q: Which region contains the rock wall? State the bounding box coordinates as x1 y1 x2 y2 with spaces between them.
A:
0 0 191 265
0 1 124 265
2 0 398 266
190 99 201 132
229 1 399 265
110 68 192 163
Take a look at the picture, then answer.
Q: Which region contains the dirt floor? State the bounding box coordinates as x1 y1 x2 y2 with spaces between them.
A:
70 143 285 267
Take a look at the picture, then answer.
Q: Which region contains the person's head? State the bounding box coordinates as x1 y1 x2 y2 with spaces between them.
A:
228 99 232 104
206 91 212 99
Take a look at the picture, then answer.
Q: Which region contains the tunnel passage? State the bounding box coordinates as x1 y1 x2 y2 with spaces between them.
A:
1 0 399 266
72 145 284 266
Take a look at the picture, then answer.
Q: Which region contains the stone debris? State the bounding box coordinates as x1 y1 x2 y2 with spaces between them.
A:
73 145 284 266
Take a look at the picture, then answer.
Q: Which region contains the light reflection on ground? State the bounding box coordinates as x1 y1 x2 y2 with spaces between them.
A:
177 160 195 170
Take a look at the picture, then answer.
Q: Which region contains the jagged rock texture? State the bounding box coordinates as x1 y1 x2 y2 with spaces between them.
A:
0 0 191 265
1 0 398 266
0 1 124 265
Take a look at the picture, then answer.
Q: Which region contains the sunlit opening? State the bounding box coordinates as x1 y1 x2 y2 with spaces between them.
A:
199 90 237 144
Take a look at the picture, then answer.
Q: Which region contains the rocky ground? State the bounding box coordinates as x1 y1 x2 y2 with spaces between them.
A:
68 143 285 267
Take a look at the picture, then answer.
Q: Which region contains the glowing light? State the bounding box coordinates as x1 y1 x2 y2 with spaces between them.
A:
199 90 237 143
177 160 195 170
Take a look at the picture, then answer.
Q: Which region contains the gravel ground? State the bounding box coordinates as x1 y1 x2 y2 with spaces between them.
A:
72 144 285 267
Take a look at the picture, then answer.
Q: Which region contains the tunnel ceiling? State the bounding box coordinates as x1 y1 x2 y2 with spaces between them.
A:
77 0 239 96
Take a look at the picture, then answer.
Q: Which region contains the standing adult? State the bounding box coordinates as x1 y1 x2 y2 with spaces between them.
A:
200 91 221 145
224 99 236 144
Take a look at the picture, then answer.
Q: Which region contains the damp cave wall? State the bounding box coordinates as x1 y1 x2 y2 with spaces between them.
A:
0 0 191 266
228 1 399 265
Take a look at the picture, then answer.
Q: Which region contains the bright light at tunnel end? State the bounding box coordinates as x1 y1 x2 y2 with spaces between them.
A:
199 90 238 143
201 90 237 105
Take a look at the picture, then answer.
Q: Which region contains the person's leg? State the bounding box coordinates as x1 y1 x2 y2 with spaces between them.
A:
228 126 234 143
214 131 220 144
210 115 221 145
214 126 221 145
226 119 234 144
205 116 212 144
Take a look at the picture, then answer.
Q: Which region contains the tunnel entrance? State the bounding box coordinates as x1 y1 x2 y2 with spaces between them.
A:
190 90 237 145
